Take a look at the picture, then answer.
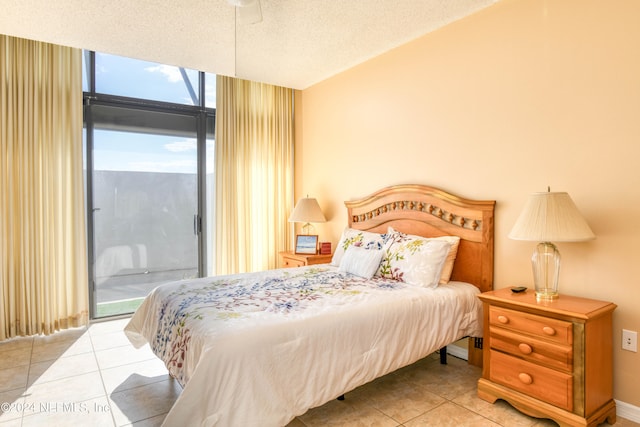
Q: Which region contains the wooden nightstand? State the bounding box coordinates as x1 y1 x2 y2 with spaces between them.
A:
279 251 332 268
477 288 617 427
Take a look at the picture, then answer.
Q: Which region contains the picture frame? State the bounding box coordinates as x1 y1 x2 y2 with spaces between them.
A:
295 234 318 255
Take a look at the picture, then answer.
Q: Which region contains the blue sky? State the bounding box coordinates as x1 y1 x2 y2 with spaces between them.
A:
93 131 214 174
88 52 215 174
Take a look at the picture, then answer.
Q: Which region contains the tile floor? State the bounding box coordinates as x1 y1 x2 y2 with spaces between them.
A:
0 317 637 427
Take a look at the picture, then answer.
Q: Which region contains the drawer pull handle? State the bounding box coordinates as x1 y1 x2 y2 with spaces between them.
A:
497 315 509 324
518 343 533 354
542 326 556 336
518 373 533 385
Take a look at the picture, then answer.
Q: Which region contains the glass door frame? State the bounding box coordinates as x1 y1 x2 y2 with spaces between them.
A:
84 52 213 319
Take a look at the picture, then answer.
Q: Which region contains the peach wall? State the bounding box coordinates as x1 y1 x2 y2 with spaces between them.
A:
296 0 640 407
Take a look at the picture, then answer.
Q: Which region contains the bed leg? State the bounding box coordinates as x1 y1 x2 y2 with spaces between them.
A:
440 346 447 364
337 394 345 401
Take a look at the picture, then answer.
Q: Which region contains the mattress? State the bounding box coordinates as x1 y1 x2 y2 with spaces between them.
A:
124 264 483 426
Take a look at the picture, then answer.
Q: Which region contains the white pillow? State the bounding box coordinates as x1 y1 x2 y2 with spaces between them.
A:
386 227 461 284
378 235 451 288
339 246 384 279
434 235 460 284
331 228 387 266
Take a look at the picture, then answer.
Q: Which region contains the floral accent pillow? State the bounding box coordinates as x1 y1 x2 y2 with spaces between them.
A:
330 228 388 266
384 227 461 285
377 231 452 288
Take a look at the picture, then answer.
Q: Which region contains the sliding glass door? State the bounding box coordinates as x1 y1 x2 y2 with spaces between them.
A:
91 128 198 317
83 51 215 319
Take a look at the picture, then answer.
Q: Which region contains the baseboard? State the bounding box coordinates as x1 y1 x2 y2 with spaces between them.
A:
446 343 468 361
616 400 640 423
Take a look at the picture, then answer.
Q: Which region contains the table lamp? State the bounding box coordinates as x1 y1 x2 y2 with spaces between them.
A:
508 189 595 300
288 196 326 235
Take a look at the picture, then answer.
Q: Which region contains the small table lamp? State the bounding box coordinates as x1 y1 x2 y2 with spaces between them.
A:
509 190 595 301
288 196 326 235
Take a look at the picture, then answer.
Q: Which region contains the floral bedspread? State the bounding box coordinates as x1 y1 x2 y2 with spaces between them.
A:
125 265 482 427
147 266 404 385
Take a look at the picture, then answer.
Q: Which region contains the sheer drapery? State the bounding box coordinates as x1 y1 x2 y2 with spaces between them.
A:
215 76 294 274
0 35 88 340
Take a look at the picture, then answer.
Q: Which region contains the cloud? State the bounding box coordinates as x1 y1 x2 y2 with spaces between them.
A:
145 64 183 83
165 140 197 152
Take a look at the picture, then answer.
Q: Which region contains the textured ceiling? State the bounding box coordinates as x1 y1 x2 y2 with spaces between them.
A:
0 0 498 89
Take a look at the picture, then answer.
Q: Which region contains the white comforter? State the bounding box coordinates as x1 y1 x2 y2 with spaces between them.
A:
124 265 483 427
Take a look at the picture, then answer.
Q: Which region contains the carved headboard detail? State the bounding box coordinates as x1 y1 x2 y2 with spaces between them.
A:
350 200 483 232
346 184 495 293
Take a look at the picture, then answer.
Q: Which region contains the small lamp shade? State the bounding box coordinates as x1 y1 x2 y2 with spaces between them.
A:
509 191 595 301
289 197 326 225
509 192 595 242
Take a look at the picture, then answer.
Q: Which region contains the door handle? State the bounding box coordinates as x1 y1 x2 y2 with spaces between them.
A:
193 214 201 235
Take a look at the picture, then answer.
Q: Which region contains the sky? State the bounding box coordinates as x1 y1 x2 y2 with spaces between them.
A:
86 52 215 174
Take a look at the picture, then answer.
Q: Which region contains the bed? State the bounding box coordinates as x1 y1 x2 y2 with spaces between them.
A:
124 184 495 427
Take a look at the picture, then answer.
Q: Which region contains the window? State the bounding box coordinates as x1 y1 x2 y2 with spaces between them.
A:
83 51 216 318
95 52 200 105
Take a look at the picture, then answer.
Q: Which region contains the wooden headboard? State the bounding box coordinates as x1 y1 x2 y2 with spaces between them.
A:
346 184 495 293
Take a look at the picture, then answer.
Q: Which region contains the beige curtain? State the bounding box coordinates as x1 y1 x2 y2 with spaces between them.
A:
0 35 88 340
215 76 294 274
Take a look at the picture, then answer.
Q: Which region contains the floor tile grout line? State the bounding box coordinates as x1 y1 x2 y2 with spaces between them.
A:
88 326 119 427
90 319 175 426
0 335 36 424
20 330 36 424
24 367 102 389
108 376 179 397
95 357 161 373
448 399 502 426
17 329 106 425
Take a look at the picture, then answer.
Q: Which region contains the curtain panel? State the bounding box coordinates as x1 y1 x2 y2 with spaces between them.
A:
215 76 294 274
0 35 88 340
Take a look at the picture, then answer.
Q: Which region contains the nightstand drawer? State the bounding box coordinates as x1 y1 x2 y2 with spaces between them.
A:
490 327 573 372
489 350 573 411
281 256 306 268
279 251 333 268
489 306 572 345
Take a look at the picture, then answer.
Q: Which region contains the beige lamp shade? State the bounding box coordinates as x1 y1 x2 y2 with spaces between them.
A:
509 191 595 301
289 197 326 224
509 192 595 242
